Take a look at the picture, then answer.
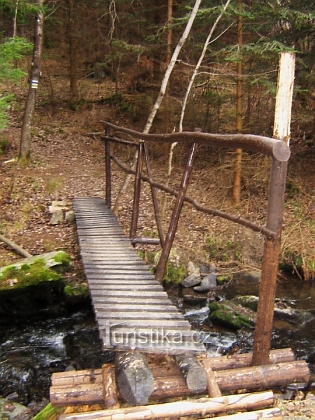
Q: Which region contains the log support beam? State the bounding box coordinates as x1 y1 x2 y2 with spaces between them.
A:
50 349 309 407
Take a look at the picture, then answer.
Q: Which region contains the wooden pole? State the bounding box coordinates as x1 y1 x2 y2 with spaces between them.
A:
50 348 295 389
194 407 282 420
130 142 144 239
50 359 309 407
155 142 198 283
102 364 120 409
143 142 165 247
58 391 275 420
200 358 222 397
252 52 295 366
105 127 112 208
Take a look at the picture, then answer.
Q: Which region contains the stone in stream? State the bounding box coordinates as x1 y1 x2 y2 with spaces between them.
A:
194 272 217 292
0 398 30 419
181 273 201 288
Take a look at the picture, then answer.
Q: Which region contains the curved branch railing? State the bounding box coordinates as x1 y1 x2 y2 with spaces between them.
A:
101 121 290 162
101 121 289 299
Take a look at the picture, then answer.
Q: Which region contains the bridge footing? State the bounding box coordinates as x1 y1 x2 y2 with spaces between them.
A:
50 348 309 415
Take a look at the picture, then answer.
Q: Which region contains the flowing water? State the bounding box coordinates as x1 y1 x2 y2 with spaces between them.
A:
0 308 114 406
0 277 315 407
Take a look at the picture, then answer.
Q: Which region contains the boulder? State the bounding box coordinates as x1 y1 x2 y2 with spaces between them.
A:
194 272 217 292
209 301 255 330
0 398 30 420
0 251 71 281
181 273 201 288
187 261 200 276
49 209 64 225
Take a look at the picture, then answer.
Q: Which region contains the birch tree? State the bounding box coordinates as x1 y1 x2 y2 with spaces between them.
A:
162 0 232 215
113 0 202 214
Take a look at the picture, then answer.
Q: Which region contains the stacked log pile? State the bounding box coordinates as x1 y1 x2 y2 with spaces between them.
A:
50 348 310 419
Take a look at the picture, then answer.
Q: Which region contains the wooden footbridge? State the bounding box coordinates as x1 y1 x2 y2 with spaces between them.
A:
72 196 205 355
50 120 311 419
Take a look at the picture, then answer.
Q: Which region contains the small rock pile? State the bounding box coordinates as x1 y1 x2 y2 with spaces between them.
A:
181 261 217 292
49 201 75 225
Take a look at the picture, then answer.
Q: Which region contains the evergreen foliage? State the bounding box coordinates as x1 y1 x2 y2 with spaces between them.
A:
0 36 32 129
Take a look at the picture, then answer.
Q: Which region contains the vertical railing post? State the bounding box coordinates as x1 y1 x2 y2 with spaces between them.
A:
252 158 288 365
105 126 112 208
143 142 165 247
130 141 144 239
252 52 295 365
155 142 198 283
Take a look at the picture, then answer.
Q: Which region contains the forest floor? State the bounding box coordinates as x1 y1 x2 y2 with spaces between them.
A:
0 73 315 418
1 75 314 281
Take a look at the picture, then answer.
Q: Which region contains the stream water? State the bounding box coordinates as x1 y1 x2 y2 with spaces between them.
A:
0 277 315 408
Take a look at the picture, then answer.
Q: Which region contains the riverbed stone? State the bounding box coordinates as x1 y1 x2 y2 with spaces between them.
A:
187 261 200 276
194 272 217 292
0 397 30 419
274 307 314 325
209 301 256 330
234 295 259 311
181 273 201 288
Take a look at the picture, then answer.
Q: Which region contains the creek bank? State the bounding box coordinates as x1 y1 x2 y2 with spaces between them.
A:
181 269 315 330
0 251 112 418
0 250 91 320
180 268 315 364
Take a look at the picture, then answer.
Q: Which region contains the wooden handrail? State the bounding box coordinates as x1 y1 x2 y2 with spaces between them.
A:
101 121 290 162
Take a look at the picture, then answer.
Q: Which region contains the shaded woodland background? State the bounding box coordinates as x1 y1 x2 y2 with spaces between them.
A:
0 0 314 280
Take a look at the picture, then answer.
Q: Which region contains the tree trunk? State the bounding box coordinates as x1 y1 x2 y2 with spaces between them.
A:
233 0 243 206
113 0 202 215
20 0 44 160
13 0 19 38
67 0 79 105
163 0 231 219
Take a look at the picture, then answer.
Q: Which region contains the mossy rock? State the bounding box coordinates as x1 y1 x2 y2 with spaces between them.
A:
209 301 255 330
233 295 259 312
63 282 90 305
0 251 71 291
0 260 61 291
216 274 231 285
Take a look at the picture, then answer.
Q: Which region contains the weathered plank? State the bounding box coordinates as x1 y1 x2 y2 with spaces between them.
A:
73 197 205 355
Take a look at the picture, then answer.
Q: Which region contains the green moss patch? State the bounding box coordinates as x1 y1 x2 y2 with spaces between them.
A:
0 259 61 291
164 261 187 284
234 295 259 311
64 282 89 298
209 301 255 330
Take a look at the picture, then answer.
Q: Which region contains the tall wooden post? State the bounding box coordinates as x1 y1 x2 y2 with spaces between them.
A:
105 127 112 208
252 52 295 365
130 142 144 239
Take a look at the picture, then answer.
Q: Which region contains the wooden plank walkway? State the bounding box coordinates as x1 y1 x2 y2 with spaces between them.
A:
73 197 206 355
